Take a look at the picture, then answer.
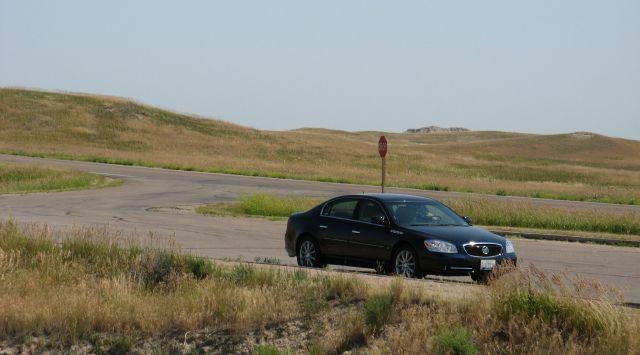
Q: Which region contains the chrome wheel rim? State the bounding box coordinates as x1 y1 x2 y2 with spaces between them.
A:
299 240 317 267
395 250 415 277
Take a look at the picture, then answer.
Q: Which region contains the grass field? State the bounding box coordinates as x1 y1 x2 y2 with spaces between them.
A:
197 194 640 238
2 88 640 204
0 220 637 354
0 163 119 194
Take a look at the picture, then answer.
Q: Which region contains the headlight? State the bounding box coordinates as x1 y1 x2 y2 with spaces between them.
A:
505 240 515 254
424 239 458 254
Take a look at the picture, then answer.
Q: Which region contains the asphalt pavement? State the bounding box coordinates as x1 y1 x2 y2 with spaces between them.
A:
1 154 639 303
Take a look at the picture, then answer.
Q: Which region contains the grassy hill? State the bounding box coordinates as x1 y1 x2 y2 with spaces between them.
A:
2 88 640 204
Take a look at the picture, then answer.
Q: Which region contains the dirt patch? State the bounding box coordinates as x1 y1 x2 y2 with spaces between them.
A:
0 320 313 354
145 205 198 214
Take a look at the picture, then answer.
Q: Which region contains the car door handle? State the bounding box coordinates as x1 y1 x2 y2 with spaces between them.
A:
319 225 328 229
351 230 361 234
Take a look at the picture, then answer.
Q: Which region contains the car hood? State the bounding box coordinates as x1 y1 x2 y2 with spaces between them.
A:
405 225 504 245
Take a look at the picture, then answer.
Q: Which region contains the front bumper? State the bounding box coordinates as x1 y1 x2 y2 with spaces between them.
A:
419 250 517 276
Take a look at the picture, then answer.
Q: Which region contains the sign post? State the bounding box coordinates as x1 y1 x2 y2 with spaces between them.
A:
378 136 387 193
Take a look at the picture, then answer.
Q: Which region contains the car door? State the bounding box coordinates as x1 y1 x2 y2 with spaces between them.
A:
350 199 394 261
317 198 359 258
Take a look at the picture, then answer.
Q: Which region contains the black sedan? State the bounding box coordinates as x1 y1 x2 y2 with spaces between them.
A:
284 193 517 281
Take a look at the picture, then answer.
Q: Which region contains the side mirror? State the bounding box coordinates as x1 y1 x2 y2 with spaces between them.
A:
371 216 388 226
463 216 472 225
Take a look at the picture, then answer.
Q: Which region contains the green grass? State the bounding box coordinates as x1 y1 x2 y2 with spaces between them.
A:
447 198 640 235
0 163 120 194
364 294 396 332
197 193 640 237
253 345 290 355
432 327 478 355
196 193 323 219
0 219 638 353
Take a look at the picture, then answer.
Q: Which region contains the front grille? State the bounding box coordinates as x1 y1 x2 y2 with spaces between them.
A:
464 243 502 257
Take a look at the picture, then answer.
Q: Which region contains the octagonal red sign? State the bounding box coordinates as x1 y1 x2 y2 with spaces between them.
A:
378 136 387 158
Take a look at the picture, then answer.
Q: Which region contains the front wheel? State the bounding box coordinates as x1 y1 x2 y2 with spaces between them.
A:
297 237 322 267
393 246 422 278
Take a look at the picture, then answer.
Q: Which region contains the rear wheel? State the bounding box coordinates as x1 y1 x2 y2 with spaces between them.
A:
393 246 422 278
297 237 321 267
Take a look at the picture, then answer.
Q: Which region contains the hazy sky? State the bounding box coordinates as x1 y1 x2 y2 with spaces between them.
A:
2 1 639 139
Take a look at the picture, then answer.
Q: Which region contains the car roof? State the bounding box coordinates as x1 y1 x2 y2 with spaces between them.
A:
334 193 438 203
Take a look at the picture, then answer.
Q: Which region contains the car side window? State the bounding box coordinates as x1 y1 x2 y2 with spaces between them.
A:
321 199 358 220
356 200 385 223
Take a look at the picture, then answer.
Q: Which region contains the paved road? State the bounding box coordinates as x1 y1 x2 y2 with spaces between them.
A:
1 154 639 303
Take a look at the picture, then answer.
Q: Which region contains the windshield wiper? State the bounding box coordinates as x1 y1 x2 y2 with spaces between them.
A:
408 223 459 226
409 223 461 227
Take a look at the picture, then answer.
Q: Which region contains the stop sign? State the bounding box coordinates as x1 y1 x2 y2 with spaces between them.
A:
378 136 387 158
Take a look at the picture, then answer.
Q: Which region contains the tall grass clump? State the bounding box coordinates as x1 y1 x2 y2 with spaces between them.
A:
319 275 368 301
447 198 640 235
253 344 289 355
487 266 636 353
364 294 395 332
432 326 478 355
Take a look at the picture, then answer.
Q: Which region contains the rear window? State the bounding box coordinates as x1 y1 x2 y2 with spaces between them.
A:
321 199 358 220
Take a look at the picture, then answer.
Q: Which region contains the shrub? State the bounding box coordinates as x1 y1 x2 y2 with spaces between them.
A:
253 344 289 355
432 326 477 355
365 294 395 331
301 287 329 321
185 256 216 280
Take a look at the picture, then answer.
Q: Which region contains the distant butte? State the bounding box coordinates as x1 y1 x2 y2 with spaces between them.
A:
405 126 470 134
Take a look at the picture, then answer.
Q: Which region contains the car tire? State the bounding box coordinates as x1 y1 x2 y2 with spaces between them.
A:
297 236 322 268
393 246 422 278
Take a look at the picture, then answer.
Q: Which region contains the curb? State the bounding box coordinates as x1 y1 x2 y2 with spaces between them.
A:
489 229 640 248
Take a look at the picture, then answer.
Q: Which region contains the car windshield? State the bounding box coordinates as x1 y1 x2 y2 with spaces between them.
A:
384 200 468 227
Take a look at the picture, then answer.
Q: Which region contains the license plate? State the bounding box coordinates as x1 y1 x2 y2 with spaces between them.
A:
480 259 496 270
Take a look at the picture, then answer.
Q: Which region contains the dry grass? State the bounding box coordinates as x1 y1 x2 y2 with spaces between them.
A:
368 267 639 355
0 162 119 194
1 219 638 353
2 88 640 204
